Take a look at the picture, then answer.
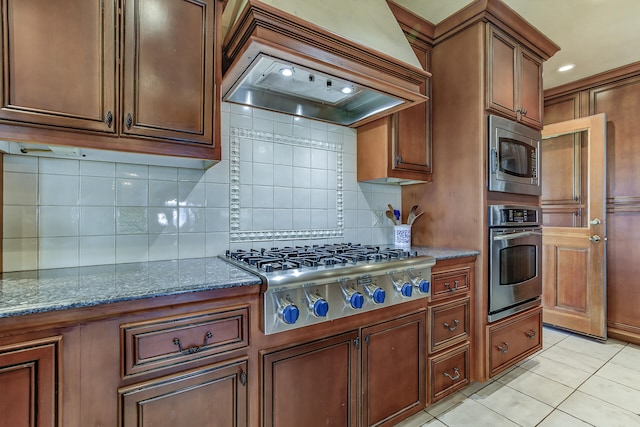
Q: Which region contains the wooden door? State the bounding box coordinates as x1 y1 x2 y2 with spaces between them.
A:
541 114 607 339
518 49 543 128
121 0 215 144
262 331 358 427
0 0 116 132
120 358 248 427
0 337 61 427
361 312 425 427
486 25 518 119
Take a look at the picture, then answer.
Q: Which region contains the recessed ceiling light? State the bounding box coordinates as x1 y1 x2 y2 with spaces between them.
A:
341 86 353 94
557 64 575 72
280 67 294 77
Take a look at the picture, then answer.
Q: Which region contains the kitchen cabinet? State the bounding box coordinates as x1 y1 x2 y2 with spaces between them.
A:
262 311 425 427
0 336 61 427
544 62 640 346
357 4 433 184
402 0 558 381
0 0 222 160
486 306 542 377
487 25 544 129
426 257 474 403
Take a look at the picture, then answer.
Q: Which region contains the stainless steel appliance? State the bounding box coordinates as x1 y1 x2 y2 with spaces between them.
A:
222 244 435 334
488 115 541 196
488 205 542 322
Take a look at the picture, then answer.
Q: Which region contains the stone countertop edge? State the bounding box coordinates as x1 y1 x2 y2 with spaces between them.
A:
412 246 480 260
0 257 262 319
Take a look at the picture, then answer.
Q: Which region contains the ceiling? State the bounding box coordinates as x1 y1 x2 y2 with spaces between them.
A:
394 0 640 90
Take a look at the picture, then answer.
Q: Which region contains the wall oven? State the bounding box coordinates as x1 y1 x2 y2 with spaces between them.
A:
488 115 541 196
488 205 542 322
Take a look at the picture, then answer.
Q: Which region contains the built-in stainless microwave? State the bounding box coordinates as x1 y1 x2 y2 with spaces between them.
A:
488 115 541 196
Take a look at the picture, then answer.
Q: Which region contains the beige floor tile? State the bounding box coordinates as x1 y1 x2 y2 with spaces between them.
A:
537 409 594 427
558 390 640 427
555 334 626 361
542 326 572 347
393 410 434 427
536 345 607 374
458 379 494 397
469 381 553 427
436 398 520 427
596 360 640 391
608 344 640 373
497 366 574 407
519 354 592 388
425 392 466 417
578 374 640 415
420 419 448 427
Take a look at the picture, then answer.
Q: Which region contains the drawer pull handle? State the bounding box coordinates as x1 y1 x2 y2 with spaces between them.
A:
525 329 537 339
444 367 460 381
173 331 213 354
444 280 459 292
443 319 459 331
497 342 510 354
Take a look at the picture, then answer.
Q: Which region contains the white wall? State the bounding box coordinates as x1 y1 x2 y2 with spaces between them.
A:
2 103 401 272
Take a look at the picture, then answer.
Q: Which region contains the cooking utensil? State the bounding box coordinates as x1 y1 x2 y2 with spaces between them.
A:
385 210 397 225
408 211 424 225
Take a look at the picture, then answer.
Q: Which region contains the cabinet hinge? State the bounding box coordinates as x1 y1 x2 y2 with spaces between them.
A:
239 369 247 386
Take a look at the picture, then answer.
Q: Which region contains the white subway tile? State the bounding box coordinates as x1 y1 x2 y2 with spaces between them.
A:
253 140 274 164
292 209 311 229
116 163 148 179
327 151 338 171
273 209 293 230
343 191 358 210
311 169 328 189
343 210 358 230
80 176 115 206
239 185 253 208
205 232 229 257
292 167 310 188
149 180 178 207
273 143 293 166
79 236 115 266
4 155 38 173
178 207 205 233
229 111 253 129
40 206 80 237
253 163 274 186
116 207 148 234
206 208 230 233
148 234 178 261
80 160 115 177
3 238 38 271
115 235 148 263
357 228 372 245
273 165 292 187
310 127 328 142
39 158 79 175
343 172 357 191
80 207 116 236
310 210 328 229
253 117 274 133
274 187 293 207
274 121 293 136
253 208 274 230
205 183 230 208
178 168 205 182
293 146 311 167
149 166 177 181
239 137 253 162
40 174 79 205
239 161 253 185
292 124 311 139
178 233 205 259
179 181 206 207
39 237 79 269
148 208 178 234
205 160 230 184
116 178 148 206
310 189 328 209
292 188 311 209
4 206 37 238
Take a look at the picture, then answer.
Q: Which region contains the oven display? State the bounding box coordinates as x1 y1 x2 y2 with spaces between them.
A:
502 208 537 224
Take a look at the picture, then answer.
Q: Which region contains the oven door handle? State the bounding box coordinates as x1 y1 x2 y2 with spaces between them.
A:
492 231 542 241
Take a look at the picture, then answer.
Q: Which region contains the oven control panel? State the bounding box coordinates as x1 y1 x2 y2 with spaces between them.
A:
264 266 432 335
488 204 540 227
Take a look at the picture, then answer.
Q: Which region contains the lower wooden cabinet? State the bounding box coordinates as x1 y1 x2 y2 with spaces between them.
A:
0 336 61 427
487 306 542 377
428 343 470 402
262 312 426 427
119 358 248 427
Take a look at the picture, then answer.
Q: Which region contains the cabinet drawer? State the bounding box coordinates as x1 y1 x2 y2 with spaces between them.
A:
487 306 542 377
431 268 470 301
428 343 469 403
429 297 470 353
121 306 249 377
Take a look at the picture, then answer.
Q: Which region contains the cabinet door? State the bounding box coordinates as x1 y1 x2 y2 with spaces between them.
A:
0 0 116 133
0 337 61 427
362 312 425 427
518 49 543 128
121 0 215 144
487 25 518 118
262 331 358 427
393 43 431 178
120 358 248 427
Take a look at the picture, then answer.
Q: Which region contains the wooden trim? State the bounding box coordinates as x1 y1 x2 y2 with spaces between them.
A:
607 196 640 213
386 1 435 44
608 323 640 346
434 0 559 60
0 153 3 273
545 61 640 99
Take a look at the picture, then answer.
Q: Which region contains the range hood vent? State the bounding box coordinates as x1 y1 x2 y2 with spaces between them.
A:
222 0 430 127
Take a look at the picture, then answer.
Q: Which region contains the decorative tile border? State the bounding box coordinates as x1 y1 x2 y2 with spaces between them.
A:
229 127 344 242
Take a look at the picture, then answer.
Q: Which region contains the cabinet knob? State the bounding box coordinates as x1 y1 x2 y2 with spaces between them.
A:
126 112 133 129
105 111 113 128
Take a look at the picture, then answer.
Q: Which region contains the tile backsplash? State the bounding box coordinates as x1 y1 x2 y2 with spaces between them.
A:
2 103 400 272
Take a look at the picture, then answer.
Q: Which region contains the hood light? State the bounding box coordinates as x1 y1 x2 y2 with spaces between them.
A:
341 86 353 94
279 67 294 77
557 64 575 72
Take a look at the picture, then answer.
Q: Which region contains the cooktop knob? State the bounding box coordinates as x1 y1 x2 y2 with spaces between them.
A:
349 292 365 309
280 303 299 324
416 279 430 293
365 285 386 304
313 298 329 317
400 282 413 297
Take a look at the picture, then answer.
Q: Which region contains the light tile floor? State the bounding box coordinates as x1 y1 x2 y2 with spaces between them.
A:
396 326 640 427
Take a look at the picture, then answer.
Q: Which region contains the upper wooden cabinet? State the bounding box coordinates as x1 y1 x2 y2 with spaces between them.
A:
0 0 222 160
357 2 433 184
487 25 544 129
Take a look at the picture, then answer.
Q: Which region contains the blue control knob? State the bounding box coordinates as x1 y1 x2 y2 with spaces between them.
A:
372 288 386 304
417 279 430 293
313 299 329 317
281 304 299 324
350 292 364 309
401 283 413 297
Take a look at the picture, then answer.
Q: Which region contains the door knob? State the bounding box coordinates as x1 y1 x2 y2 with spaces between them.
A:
589 235 601 243
589 218 601 225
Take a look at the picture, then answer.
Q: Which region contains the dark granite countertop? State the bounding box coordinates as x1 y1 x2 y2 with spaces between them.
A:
0 257 261 319
412 246 480 260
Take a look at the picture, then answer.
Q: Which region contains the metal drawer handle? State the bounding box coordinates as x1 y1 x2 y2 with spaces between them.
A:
525 329 537 339
444 280 459 292
173 331 213 354
444 367 460 381
497 342 510 354
443 319 459 331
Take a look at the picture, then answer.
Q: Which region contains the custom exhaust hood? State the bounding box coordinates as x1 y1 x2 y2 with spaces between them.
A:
221 0 431 127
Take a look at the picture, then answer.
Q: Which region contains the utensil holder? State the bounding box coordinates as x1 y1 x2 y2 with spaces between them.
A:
394 225 411 248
